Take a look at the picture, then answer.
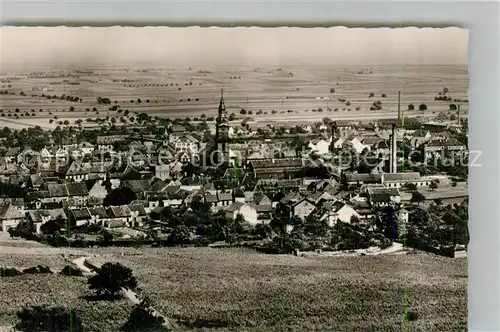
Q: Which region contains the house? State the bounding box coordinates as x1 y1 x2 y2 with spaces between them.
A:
317 201 361 227
255 204 273 223
77 141 95 155
3 147 21 165
344 136 369 154
106 206 132 227
87 206 109 226
422 139 467 160
252 192 272 206
69 208 92 227
381 172 430 188
361 184 402 207
335 121 356 138
39 147 54 162
46 183 70 204
217 191 233 208
249 158 305 180
308 138 332 156
331 137 345 150
170 134 201 154
224 202 258 226
96 135 128 151
29 174 44 189
67 182 90 207
155 164 171 181
66 161 111 182
88 180 108 204
306 191 335 205
344 172 382 185
0 204 25 232
290 198 316 220
28 208 67 234
129 204 148 227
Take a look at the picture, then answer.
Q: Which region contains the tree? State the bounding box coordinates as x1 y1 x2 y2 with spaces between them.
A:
121 297 169 332
449 103 457 110
419 103 427 111
443 87 449 95
410 191 425 205
40 218 66 235
369 92 375 98
404 183 417 191
15 305 84 332
98 229 114 243
104 187 138 206
88 262 138 298
167 225 191 245
371 100 383 110
430 181 438 191
330 88 335 93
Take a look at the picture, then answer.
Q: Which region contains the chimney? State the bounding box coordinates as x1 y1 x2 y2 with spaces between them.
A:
397 90 401 121
391 123 397 174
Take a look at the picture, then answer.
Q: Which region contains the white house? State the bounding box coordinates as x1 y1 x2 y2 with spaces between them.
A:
318 202 361 227
308 137 332 156
0 204 25 232
224 202 258 226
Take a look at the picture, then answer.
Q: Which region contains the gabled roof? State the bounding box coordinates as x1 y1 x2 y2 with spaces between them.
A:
67 182 89 196
224 202 246 213
0 204 24 220
254 204 273 213
122 179 152 193
382 172 421 182
87 206 108 218
47 184 69 197
217 192 233 201
109 205 132 218
4 147 21 157
70 208 91 220
29 208 67 222
129 204 147 216
344 173 382 184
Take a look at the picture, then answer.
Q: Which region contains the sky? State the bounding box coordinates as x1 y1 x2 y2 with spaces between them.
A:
0 27 469 69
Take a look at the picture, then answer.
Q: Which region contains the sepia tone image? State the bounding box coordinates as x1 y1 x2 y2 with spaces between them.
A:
0 27 468 331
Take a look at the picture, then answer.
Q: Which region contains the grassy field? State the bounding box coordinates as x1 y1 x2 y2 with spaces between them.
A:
0 65 468 129
86 247 467 332
0 274 130 332
0 239 467 332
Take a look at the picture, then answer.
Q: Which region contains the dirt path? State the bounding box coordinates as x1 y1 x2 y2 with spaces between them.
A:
71 256 181 331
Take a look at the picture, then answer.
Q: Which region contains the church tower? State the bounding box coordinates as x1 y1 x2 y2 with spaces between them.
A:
215 89 230 164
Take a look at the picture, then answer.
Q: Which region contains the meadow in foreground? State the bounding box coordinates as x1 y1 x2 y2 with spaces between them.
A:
87 247 467 332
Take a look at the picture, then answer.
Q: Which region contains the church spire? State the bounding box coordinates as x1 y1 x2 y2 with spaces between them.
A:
218 88 226 113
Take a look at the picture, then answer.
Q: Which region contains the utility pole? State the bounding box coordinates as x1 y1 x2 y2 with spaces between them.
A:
457 104 461 125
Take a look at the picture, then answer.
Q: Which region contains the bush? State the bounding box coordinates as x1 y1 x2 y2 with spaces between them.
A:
60 265 84 277
121 297 169 332
88 262 138 298
15 305 84 332
22 265 53 274
1 267 23 277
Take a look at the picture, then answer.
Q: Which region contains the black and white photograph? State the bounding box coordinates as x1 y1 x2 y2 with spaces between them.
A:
0 26 469 332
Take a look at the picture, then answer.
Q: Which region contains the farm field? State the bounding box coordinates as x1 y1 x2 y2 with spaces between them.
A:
0 242 467 331
85 247 467 332
0 65 468 129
